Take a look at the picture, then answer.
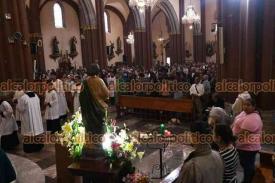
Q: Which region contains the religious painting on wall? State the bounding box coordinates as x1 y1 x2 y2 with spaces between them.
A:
106 41 115 60
115 37 123 56
206 41 216 57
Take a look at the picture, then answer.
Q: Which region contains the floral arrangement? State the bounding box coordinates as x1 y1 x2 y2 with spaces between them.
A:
122 173 150 183
102 115 144 164
57 111 86 160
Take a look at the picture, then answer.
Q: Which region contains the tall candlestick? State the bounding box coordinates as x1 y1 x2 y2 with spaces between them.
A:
160 124 165 135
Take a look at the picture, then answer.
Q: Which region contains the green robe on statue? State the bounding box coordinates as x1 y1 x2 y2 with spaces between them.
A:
79 80 105 134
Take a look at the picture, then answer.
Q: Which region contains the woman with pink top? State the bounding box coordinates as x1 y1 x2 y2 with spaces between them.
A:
232 96 263 183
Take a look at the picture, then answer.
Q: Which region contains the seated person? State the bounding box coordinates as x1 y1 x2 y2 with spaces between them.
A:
0 148 16 183
0 100 19 151
176 121 224 183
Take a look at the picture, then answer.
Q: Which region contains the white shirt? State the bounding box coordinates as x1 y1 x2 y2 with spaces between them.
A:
0 101 18 137
16 93 44 136
53 79 69 116
44 90 59 120
189 83 205 97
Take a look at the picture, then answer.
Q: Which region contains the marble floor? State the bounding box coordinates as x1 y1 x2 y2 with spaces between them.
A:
4 109 275 183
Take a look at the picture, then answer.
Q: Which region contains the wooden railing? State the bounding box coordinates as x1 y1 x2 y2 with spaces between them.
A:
117 95 193 114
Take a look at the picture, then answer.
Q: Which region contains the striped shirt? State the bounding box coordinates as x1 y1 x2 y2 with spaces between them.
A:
220 147 239 183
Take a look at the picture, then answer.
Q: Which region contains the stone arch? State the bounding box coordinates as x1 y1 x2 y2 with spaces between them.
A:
152 0 179 34
29 0 97 70
131 7 145 30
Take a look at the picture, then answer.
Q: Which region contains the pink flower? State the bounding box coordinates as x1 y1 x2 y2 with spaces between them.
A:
111 119 117 126
111 142 120 149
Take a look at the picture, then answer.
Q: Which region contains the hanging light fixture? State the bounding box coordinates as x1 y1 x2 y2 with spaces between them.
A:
128 0 157 13
126 32 135 44
182 0 200 25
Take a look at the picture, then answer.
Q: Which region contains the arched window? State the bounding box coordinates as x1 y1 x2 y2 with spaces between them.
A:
53 3 64 28
104 11 111 33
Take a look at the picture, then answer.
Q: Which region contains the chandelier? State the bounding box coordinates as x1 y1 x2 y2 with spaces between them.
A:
182 5 200 24
129 0 156 12
126 32 135 44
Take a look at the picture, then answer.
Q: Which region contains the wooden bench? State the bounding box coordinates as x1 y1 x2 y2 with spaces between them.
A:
117 95 193 120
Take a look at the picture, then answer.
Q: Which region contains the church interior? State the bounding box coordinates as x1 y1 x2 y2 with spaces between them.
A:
0 0 275 183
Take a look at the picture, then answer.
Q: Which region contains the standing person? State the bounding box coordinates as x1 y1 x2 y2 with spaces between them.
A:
0 148 16 183
232 97 262 183
71 76 82 113
79 64 109 134
208 107 231 128
189 77 204 120
214 124 239 183
51 73 69 121
107 72 116 106
202 74 211 109
232 90 250 117
17 91 44 153
176 121 224 183
12 86 24 127
44 82 60 133
0 100 19 151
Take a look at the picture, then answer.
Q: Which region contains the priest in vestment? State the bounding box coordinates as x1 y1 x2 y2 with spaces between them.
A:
79 64 109 135
16 91 44 153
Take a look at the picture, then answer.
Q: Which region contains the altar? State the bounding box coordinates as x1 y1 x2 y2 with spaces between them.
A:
61 144 194 183
68 158 121 183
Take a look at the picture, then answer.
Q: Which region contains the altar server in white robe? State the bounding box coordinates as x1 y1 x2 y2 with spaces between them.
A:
52 74 69 120
17 91 44 153
12 88 24 127
44 82 60 133
0 100 19 151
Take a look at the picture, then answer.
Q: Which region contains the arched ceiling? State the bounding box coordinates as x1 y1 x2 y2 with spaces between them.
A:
105 0 129 20
39 0 79 7
151 5 161 19
25 0 80 8
25 0 30 7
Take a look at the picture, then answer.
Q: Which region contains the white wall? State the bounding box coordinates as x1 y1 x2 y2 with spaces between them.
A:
151 11 169 63
40 1 83 70
105 10 124 66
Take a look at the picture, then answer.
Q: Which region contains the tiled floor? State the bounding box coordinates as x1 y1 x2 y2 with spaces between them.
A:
5 109 275 183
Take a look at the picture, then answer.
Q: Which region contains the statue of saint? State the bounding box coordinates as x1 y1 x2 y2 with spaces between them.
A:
69 36 78 59
50 36 60 60
115 37 123 55
107 41 115 60
52 36 60 55
153 42 158 59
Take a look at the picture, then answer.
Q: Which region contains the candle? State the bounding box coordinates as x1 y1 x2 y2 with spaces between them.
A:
160 124 165 135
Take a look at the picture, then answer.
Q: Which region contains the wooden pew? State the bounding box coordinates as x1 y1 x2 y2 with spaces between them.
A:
117 95 193 119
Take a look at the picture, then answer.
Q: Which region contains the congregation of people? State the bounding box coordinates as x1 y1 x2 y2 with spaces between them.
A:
0 63 263 183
